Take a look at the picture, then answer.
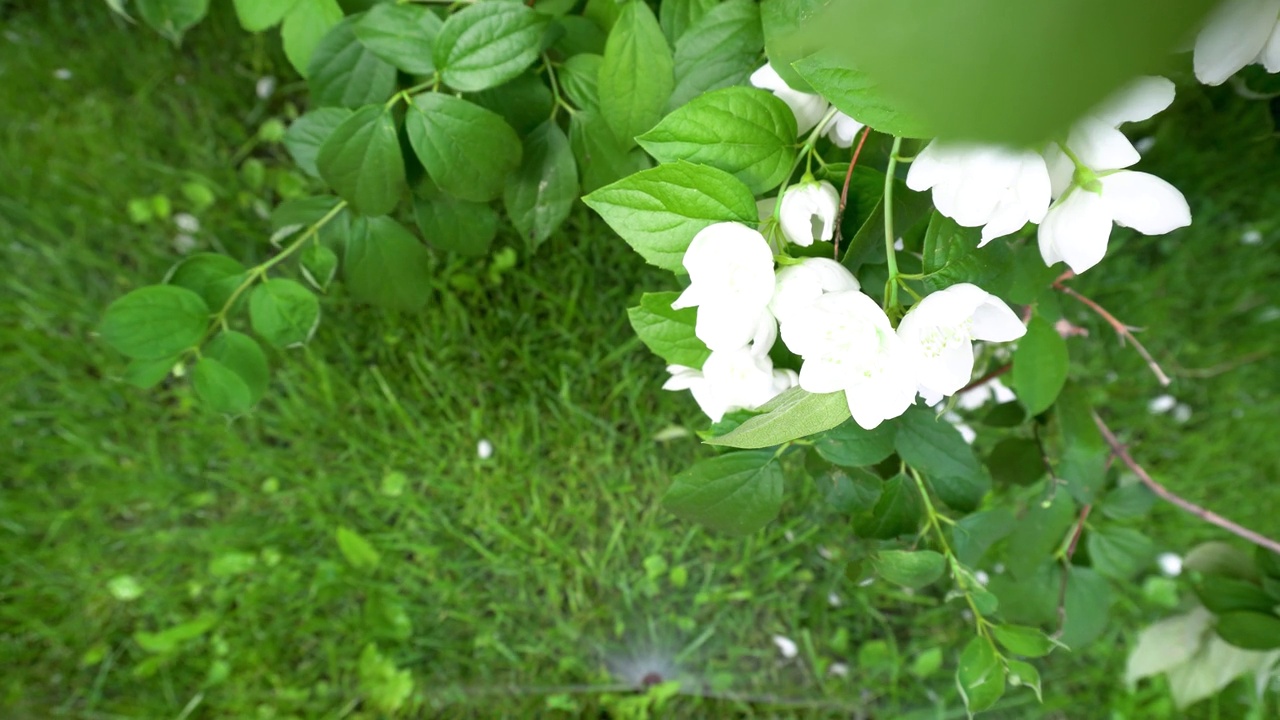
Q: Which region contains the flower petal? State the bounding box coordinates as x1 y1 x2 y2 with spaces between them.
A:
1038 189 1114 274
1067 118 1140 171
1100 171 1192 236
826 112 865 147
905 141 947 192
695 303 765 352
845 362 918 430
1092 76 1176 127
1193 0 1280 85
1259 20 1280 71
971 297 1027 342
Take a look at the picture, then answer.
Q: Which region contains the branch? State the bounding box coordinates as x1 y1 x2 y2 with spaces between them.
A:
1092 411 1280 555
833 125 873 260
958 363 1011 395
1055 503 1091 638
1052 272 1171 386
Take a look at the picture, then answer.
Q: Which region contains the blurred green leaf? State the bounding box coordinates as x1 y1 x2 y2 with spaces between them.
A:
1011 316 1068 416
336 527 382 571
308 18 398 108
874 549 946 589
627 291 711 369
249 279 320 348
406 93 522 203
344 216 433 311
707 387 851 449
100 285 208 360
316 106 406 217
354 3 442 75
663 450 784 536
599 0 674 144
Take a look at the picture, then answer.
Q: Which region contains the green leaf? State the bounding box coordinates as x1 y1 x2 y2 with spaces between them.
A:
316 106 405 217
192 357 253 415
583 0 622 31
249 279 320 348
354 3 442 75
469 72 554 135
307 18 398 108
300 244 339 291
1004 242 1063 305
343 216 433 311
950 508 1015 568
1011 315 1068 416
554 15 607 56
123 356 179 390
135 0 209 43
504 121 579 251
637 87 795 195
281 0 344 77
335 527 381 571
412 189 498 257
358 643 413 714
626 291 710 368
232 0 298 32
166 253 246 311
854 473 922 540
209 551 257 577
792 52 933 139
284 107 353 179
599 0 674 144
406 93 522 203
559 53 603 110
582 160 757 272
1050 383 1108 504
659 0 718 44
894 406 989 512
840 177 932 273
986 438 1045 487
707 387 851 449
1006 490 1076 579
874 550 946 589
1193 577 1277 615
813 419 897 468
1215 612 1280 651
134 613 217 654
204 331 269 405
785 0 1219 145
1087 526 1155 581
1060 566 1113 649
992 625 1059 659
956 636 1005 714
1184 541 1258 581
989 561 1058 627
662 450 784 536
669 0 762 109
813 467 882 514
759 0 822 92
920 211 1014 295
569 109 652 194
1098 482 1156 521
1004 658 1043 702
100 285 209 360
434 1 547 92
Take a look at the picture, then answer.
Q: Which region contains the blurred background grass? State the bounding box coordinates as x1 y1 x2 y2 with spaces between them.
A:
2 2 1278 718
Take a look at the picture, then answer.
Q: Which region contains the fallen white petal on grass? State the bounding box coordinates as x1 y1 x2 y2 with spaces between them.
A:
1242 229 1263 245
1148 394 1177 414
1158 552 1184 577
772 635 799 659
476 439 494 460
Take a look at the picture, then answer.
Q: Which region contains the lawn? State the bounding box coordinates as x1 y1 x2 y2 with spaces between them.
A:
3 2 1279 718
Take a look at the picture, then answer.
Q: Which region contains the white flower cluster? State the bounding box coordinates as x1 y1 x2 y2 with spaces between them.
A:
907 76 1192 275
664 220 1025 429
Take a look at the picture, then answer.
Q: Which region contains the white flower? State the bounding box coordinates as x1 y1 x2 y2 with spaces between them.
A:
476 439 494 459
784 291 919 429
825 111 865 147
1193 0 1280 85
896 283 1025 401
906 142 1052 245
663 349 796 423
1043 76 1177 194
1038 171 1191 273
944 411 978 444
672 222 777 352
750 64 829 135
770 257 860 329
779 179 841 247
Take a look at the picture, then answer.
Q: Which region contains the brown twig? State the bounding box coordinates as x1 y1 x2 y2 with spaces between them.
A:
1055 503 1092 638
833 125 873 260
1093 411 1280 555
958 363 1011 395
1052 272 1171 386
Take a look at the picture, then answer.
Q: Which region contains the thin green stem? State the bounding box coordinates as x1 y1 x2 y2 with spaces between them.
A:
771 106 842 226
908 466 990 633
542 55 574 119
197 200 348 347
883 135 903 310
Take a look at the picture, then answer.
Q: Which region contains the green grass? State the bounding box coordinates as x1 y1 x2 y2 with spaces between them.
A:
3 2 1280 719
